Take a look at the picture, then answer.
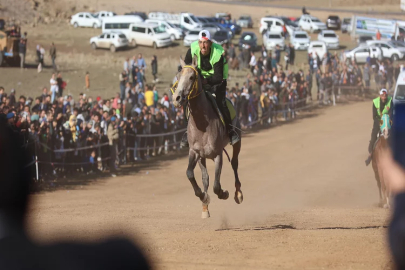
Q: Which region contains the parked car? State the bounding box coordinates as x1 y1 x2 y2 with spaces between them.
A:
357 36 374 46
124 12 148 21
218 19 241 35
341 17 352 33
183 30 200 46
126 23 172 48
263 31 285 51
197 17 209 23
145 19 184 41
238 32 258 50
298 15 327 33
326 15 340 30
93 11 116 21
366 40 405 61
390 40 405 48
70 12 101 28
344 46 382 63
90 32 128 52
259 16 298 36
291 31 310 50
237 15 253 28
317 30 340 49
212 30 230 45
201 23 233 38
308 41 328 58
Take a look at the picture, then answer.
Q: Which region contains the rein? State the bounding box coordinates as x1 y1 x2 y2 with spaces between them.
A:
170 65 202 100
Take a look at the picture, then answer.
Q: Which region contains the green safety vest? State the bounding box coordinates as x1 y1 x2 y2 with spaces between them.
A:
190 41 228 80
373 96 392 118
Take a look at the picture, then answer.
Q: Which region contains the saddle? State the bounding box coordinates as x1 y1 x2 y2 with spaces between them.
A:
186 91 236 127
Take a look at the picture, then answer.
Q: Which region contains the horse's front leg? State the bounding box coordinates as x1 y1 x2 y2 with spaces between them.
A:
232 141 243 204
198 158 211 218
213 153 229 200
186 149 204 200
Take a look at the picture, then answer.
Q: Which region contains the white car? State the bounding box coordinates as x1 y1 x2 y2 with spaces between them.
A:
298 15 327 33
308 41 328 58
183 30 200 47
291 31 310 50
263 31 285 51
90 32 128 52
94 11 116 21
259 17 297 37
366 40 405 61
145 19 184 41
70 12 102 28
317 30 340 49
344 46 382 64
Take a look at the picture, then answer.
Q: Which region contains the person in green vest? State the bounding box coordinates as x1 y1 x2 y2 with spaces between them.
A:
365 88 392 166
180 30 240 148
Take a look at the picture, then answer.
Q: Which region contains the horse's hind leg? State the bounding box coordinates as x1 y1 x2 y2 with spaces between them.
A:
198 158 210 218
213 153 229 200
232 141 243 204
373 167 383 207
186 150 204 201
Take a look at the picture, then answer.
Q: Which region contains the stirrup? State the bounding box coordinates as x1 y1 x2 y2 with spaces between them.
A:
229 130 240 146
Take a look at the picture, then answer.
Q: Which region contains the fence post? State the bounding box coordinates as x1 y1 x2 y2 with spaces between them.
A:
332 85 336 106
35 141 39 181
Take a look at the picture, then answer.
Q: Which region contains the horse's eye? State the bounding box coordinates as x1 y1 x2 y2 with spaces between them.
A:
190 76 194 81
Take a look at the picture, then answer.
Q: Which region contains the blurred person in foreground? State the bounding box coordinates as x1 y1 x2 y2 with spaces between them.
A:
380 148 405 270
0 117 150 270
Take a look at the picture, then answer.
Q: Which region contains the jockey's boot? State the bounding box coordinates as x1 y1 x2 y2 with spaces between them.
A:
180 131 189 148
365 154 372 166
228 128 240 146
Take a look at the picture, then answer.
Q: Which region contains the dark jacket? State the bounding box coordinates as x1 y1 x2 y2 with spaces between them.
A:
18 42 26 55
151 58 158 75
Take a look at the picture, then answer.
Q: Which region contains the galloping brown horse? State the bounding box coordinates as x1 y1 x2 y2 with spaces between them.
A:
372 114 391 208
172 57 243 218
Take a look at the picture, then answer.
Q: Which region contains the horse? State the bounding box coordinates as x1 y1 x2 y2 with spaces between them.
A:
372 114 391 208
172 56 243 218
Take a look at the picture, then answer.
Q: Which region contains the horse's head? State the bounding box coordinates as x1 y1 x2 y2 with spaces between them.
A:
380 114 391 139
172 56 199 108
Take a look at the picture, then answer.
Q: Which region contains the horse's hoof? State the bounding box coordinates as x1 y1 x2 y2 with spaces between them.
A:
202 192 210 206
221 190 229 200
234 190 244 204
383 204 390 209
201 210 210 219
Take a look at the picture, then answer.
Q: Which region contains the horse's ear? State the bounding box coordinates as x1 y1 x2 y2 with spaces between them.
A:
192 55 198 68
179 57 185 68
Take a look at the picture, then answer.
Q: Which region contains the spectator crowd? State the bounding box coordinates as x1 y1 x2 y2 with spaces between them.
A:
2 43 400 180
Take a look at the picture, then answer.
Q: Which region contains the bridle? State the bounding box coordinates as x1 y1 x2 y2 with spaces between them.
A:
171 65 202 101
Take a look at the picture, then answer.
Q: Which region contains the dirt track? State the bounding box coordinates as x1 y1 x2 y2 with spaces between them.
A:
27 101 392 269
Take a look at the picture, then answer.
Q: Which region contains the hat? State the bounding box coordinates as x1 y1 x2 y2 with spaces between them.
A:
111 116 116 122
6 113 14 119
10 89 15 93
96 96 101 102
380 89 388 95
198 30 211 41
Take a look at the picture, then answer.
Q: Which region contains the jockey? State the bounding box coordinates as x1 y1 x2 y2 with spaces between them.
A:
180 30 240 148
365 88 392 166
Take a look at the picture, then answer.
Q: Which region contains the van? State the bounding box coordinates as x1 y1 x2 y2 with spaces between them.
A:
127 22 172 48
144 19 184 41
102 15 144 35
393 71 405 106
